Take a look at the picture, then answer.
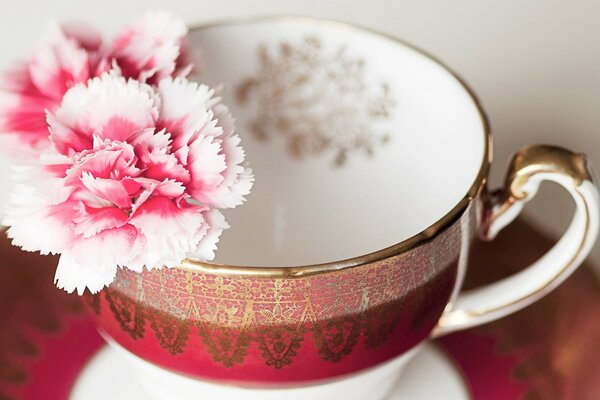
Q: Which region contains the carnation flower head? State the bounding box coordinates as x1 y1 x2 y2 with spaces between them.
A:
98 10 193 84
0 22 102 154
3 72 253 294
0 10 191 156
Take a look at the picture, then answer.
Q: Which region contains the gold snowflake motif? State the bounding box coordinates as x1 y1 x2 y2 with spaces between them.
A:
236 36 396 166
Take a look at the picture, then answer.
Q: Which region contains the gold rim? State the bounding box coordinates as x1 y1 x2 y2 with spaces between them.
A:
180 15 492 278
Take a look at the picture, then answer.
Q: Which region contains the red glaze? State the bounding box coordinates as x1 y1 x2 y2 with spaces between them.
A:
84 208 470 386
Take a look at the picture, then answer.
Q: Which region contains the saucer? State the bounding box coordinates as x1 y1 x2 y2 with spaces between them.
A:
69 343 470 400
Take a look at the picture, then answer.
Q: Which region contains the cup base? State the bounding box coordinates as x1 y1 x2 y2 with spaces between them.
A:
69 341 469 400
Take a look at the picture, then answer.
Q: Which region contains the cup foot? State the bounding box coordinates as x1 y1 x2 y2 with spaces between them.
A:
69 342 469 400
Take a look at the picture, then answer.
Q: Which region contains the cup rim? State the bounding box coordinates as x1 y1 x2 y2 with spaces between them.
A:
180 15 492 277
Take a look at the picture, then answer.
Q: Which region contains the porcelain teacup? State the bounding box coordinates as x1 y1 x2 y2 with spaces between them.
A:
84 16 600 400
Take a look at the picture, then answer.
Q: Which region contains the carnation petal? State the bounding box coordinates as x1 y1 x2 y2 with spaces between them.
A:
59 224 144 294
154 179 186 198
156 78 218 147
130 127 172 151
186 135 226 203
49 73 158 153
55 252 117 295
65 140 137 182
141 148 190 185
79 171 132 209
0 89 55 154
60 21 103 53
104 10 188 83
129 196 207 269
47 112 93 155
189 209 229 261
10 162 71 204
0 20 104 156
29 23 91 101
0 64 35 93
72 202 130 238
201 133 254 208
158 86 254 208
3 184 74 255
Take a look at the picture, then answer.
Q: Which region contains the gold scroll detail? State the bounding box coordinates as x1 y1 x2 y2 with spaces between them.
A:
89 219 462 369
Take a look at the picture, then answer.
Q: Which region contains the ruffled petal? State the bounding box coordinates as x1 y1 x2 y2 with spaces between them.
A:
65 139 137 181
72 202 130 238
48 72 158 154
203 107 254 208
129 127 172 151
47 112 93 155
186 135 227 202
60 21 103 53
79 171 132 209
0 63 36 93
29 22 91 101
0 22 102 156
129 196 207 269
3 183 75 255
139 148 190 185
103 10 188 83
156 82 254 208
0 78 55 154
189 209 229 261
155 78 218 149
55 224 142 294
9 161 71 204
55 253 117 295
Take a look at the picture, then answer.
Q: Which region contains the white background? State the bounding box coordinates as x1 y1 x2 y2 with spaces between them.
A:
0 0 598 263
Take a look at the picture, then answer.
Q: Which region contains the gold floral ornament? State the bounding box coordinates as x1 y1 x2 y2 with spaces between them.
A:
236 36 396 166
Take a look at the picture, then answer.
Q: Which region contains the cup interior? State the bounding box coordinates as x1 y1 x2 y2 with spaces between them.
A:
188 18 486 266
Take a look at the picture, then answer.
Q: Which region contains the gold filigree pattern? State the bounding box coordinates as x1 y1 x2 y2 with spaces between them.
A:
104 286 146 340
149 316 191 356
236 36 396 166
255 324 304 369
363 301 406 351
197 323 252 368
254 285 306 368
89 218 462 370
196 299 253 367
312 316 362 362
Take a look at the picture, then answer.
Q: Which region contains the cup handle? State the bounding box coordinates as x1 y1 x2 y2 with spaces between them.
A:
432 144 600 336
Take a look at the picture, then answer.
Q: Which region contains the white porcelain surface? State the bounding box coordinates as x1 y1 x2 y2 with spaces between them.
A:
190 19 486 267
70 343 469 400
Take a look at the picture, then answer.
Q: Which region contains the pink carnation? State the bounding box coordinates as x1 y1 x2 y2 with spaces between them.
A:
3 73 253 294
97 10 192 84
0 23 102 154
0 11 191 156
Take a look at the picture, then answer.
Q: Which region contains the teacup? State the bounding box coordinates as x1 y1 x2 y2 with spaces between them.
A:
84 16 600 400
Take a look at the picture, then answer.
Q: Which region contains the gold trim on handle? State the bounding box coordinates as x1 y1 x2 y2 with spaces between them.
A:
507 145 591 200
434 145 596 334
481 146 591 241
175 15 492 278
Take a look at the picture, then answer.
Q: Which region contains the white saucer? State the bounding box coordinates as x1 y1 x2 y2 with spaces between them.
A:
70 343 470 400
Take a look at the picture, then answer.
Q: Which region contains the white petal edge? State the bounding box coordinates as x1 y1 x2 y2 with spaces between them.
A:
188 209 229 261
55 253 117 295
